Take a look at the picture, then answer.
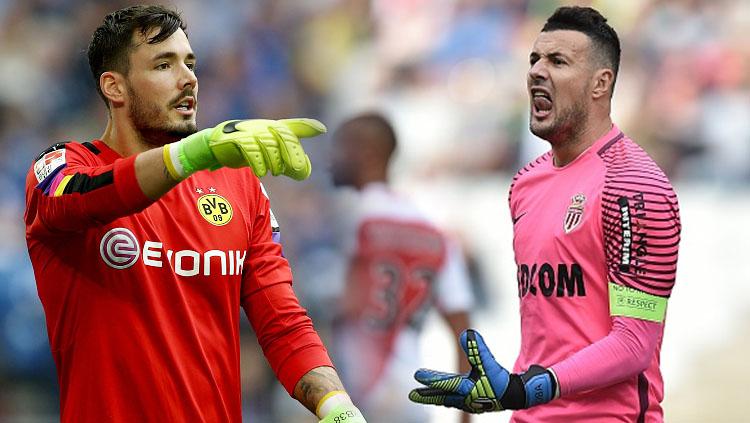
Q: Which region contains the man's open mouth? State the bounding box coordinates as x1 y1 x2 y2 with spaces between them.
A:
173 97 195 113
531 87 552 116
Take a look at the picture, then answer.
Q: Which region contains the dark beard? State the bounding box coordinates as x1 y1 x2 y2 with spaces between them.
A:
537 100 588 148
127 85 197 147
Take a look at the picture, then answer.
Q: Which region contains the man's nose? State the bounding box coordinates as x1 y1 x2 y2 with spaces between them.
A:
180 64 197 89
528 60 548 83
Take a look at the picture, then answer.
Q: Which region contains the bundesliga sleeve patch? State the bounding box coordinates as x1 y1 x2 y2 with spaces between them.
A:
608 282 667 322
34 148 67 183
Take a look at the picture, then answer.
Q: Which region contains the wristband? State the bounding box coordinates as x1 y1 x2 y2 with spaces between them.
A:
316 390 350 419
163 142 185 180
162 128 217 180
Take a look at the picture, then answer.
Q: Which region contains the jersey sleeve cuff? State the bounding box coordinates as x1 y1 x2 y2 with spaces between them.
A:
278 342 334 395
113 155 152 211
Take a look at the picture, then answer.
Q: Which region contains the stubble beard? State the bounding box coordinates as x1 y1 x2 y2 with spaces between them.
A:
530 96 588 149
127 85 198 147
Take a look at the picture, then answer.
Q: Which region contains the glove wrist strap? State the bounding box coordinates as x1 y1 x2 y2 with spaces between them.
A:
499 374 527 410
163 142 187 180
499 365 557 410
316 391 350 419
163 128 218 180
547 367 561 400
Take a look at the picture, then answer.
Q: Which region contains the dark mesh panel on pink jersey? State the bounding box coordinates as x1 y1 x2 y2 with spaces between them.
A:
600 138 681 298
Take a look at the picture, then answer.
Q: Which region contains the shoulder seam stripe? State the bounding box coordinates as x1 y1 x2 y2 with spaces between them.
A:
82 142 101 155
596 132 624 156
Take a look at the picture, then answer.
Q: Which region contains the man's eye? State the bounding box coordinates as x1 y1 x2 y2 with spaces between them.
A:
186 63 196 71
553 58 565 65
156 63 170 70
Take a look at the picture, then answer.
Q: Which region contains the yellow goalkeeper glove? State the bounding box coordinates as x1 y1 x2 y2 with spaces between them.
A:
163 118 326 180
319 403 366 423
316 391 367 423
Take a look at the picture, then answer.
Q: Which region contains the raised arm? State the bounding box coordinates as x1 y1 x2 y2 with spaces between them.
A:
25 118 324 235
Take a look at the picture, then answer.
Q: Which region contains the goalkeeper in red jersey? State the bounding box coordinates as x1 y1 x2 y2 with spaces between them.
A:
24 5 364 423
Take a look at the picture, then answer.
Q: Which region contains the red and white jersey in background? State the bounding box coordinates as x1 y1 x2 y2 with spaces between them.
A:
334 183 474 420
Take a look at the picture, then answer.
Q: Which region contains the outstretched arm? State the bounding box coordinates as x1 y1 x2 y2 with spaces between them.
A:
551 316 660 396
134 145 179 199
26 119 324 234
408 316 660 414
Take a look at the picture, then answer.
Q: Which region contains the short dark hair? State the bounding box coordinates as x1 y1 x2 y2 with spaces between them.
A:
542 6 621 92
343 112 398 158
87 5 186 107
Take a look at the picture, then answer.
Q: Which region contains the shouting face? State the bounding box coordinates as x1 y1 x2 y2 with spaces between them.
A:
527 30 595 146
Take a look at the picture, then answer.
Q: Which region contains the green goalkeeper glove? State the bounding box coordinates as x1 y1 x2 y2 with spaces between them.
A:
163 118 326 181
318 403 367 423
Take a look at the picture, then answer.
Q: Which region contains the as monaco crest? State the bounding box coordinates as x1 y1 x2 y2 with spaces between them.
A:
564 193 586 234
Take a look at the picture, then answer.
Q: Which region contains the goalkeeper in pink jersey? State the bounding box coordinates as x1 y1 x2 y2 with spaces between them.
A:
408 6 680 422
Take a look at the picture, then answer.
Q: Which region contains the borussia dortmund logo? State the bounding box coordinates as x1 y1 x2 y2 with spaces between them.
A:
197 194 233 226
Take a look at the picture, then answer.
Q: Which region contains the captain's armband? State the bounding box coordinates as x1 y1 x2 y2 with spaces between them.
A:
608 282 667 323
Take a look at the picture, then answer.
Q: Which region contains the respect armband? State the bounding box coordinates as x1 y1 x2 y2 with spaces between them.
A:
608 282 667 323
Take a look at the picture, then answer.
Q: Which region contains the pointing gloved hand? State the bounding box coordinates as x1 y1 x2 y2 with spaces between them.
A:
164 118 326 181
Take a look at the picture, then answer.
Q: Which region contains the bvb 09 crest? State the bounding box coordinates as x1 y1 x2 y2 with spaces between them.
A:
197 194 233 226
564 193 586 234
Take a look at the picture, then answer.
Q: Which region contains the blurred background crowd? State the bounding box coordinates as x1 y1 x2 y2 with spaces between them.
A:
0 0 748 421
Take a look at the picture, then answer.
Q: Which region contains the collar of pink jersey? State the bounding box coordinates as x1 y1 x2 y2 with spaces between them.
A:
549 124 622 171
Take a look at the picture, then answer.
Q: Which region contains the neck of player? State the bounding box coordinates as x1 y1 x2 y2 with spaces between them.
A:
356 167 388 191
100 116 166 158
552 116 613 168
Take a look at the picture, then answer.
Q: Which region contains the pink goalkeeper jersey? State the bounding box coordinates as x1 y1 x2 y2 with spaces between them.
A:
508 125 680 422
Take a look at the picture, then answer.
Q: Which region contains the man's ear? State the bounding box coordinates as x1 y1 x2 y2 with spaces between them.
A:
100 71 127 107
591 68 614 100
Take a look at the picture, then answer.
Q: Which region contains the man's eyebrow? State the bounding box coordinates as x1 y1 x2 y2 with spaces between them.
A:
548 51 571 60
151 51 196 61
530 50 572 61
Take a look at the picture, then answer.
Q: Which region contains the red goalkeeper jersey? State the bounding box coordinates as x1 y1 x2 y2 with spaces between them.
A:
24 140 332 422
